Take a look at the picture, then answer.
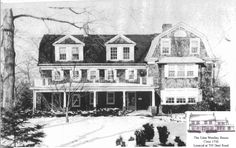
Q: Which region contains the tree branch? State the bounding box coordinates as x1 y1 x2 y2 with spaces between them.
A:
49 7 92 15
13 14 83 29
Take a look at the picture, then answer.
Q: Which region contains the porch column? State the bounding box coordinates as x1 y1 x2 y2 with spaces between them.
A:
33 91 36 113
123 91 126 109
152 90 155 107
63 91 66 108
93 91 97 108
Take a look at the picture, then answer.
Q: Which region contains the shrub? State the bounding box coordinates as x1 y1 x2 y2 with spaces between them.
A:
134 129 146 146
128 136 135 141
143 123 154 141
174 136 186 146
115 136 123 146
156 126 170 145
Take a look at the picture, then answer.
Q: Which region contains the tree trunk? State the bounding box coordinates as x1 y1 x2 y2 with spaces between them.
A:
2 9 15 109
66 106 69 123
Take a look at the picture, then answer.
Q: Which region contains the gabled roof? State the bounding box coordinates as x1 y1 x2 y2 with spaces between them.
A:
53 34 85 45
145 22 215 62
105 34 136 45
38 34 156 65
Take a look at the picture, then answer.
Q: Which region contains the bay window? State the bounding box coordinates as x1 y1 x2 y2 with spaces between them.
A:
165 64 198 78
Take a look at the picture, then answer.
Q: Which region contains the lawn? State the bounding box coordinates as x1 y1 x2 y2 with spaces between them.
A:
29 113 186 147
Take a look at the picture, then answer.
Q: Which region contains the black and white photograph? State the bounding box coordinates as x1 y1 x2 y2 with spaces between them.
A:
0 0 236 147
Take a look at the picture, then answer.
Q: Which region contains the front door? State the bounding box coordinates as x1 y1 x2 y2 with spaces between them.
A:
127 92 136 110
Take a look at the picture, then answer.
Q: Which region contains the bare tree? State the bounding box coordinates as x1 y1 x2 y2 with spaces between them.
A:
1 7 95 109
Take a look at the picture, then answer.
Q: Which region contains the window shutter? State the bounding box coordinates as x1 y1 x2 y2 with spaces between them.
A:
113 69 117 80
87 69 91 80
125 69 129 80
95 70 99 80
193 65 199 77
52 70 56 81
55 47 59 61
164 65 169 77
104 69 108 80
134 69 137 79
60 70 64 81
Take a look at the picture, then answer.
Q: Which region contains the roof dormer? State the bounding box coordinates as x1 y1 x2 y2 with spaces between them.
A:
53 35 85 62
105 34 136 61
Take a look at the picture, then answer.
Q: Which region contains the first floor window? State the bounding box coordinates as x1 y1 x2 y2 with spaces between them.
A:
90 70 96 80
204 121 208 124
107 92 115 104
89 92 98 105
166 97 174 103
188 97 196 103
176 98 186 103
123 47 130 59
110 47 117 59
72 94 81 107
59 47 66 60
72 47 79 60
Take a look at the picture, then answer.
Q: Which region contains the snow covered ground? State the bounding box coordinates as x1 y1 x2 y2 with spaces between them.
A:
30 113 186 147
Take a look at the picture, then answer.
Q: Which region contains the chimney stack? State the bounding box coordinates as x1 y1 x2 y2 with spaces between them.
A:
162 24 172 32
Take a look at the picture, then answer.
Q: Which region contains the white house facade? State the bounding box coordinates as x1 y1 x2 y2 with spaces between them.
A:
30 22 216 112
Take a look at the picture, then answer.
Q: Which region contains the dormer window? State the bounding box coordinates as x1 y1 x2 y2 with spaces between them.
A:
190 38 200 54
161 38 171 55
59 47 66 60
123 47 130 59
110 47 117 60
72 47 79 60
105 34 136 61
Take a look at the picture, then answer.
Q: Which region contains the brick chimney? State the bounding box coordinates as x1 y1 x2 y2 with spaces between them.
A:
162 24 172 32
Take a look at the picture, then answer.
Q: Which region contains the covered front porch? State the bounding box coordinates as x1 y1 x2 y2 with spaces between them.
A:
32 85 156 111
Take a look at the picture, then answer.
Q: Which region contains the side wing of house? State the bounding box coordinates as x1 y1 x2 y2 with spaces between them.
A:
145 22 216 105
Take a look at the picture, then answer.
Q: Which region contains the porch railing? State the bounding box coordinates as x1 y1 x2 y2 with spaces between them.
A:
33 76 153 87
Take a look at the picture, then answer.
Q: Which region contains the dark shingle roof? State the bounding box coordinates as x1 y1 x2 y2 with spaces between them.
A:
38 34 157 65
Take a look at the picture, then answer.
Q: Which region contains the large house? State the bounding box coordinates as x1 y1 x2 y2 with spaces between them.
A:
31 22 216 113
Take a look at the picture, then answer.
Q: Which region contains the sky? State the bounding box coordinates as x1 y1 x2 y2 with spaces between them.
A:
1 0 236 87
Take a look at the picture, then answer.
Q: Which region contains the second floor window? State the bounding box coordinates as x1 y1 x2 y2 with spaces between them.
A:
72 47 79 60
168 65 175 77
54 71 61 80
73 70 80 79
110 47 117 59
177 65 185 77
59 47 66 60
123 47 130 59
90 70 96 80
108 70 114 80
129 70 135 79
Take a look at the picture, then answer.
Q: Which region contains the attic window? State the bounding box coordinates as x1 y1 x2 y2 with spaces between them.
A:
161 38 171 55
123 47 130 59
190 38 200 54
110 47 117 59
59 47 66 60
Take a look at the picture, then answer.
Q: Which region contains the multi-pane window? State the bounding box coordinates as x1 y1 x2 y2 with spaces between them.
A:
59 47 66 60
161 38 171 54
176 98 186 103
129 70 135 79
188 97 196 103
107 92 115 104
72 47 79 60
177 65 185 77
123 47 130 59
90 70 97 80
73 70 80 79
108 70 114 80
72 94 80 107
168 65 175 77
190 38 200 54
54 71 61 80
166 97 174 103
204 121 208 125
110 47 117 59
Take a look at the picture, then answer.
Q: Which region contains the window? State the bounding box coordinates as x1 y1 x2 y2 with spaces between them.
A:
73 70 80 79
177 65 185 77
196 121 200 125
161 38 171 54
123 47 130 59
54 71 61 80
90 70 97 80
168 65 175 77
72 94 80 107
191 121 195 125
89 93 94 105
129 70 135 79
59 47 66 60
107 92 115 105
204 121 207 125
209 121 212 125
166 97 174 103
110 47 117 59
72 47 79 60
108 70 114 80
190 38 200 54
188 97 196 103
176 98 186 103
